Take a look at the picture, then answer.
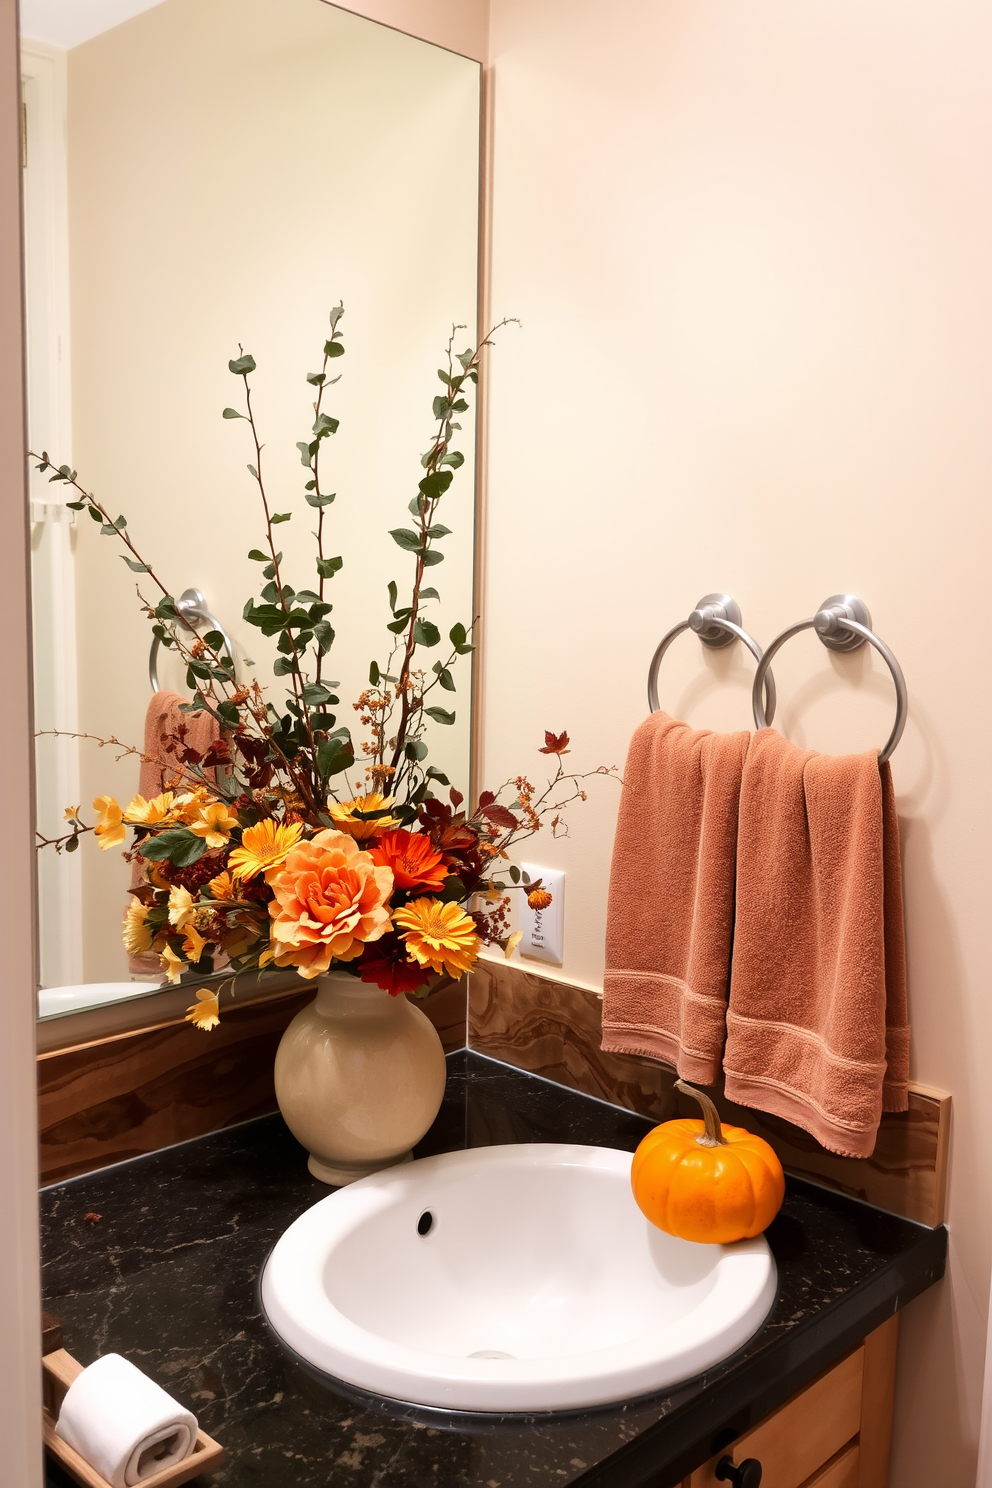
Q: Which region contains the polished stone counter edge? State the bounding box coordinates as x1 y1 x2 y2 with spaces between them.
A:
578 1212 946 1488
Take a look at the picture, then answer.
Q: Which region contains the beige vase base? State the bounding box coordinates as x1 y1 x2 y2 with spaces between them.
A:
308 1149 414 1187
274 971 447 1189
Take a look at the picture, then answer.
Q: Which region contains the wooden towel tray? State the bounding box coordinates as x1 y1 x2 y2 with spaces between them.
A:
42 1348 225 1488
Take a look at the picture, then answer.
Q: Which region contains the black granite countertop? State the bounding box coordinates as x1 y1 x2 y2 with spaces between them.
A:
41 1050 946 1488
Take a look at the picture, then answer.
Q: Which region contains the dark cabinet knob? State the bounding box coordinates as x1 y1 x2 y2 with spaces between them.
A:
715 1457 762 1488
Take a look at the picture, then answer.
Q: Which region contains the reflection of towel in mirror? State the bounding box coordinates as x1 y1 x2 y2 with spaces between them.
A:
723 730 909 1159
128 690 220 977
601 712 749 1085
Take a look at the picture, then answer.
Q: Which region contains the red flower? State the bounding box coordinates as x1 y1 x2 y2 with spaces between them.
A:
358 935 433 996
369 829 448 892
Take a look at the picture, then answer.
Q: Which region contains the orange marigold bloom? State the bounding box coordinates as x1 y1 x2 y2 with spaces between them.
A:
267 829 394 979
392 897 481 980
370 829 448 892
527 888 553 911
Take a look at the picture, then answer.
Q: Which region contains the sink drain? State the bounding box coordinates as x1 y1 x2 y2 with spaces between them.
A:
468 1350 515 1360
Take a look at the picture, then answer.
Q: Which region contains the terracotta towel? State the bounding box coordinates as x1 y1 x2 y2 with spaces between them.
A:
128 691 219 975
601 712 750 1085
723 729 910 1158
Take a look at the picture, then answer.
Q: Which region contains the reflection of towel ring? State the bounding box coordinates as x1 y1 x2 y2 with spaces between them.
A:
751 594 907 765
148 588 237 694
648 593 776 724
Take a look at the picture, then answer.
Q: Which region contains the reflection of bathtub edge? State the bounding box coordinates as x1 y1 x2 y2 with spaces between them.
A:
37 980 165 1020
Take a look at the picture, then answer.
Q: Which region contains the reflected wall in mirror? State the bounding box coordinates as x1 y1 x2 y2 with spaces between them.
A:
23 0 481 1020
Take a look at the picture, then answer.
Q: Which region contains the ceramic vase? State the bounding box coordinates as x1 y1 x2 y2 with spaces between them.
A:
273 969 447 1185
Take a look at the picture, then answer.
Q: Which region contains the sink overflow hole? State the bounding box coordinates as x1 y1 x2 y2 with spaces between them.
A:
468 1350 516 1360
417 1210 434 1236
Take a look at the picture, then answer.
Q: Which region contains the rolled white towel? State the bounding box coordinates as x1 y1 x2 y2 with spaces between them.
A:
55 1353 198 1487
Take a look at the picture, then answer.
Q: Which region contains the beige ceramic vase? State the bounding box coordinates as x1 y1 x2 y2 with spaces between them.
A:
273 969 447 1185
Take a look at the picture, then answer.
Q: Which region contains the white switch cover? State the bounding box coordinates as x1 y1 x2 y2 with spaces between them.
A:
519 864 565 966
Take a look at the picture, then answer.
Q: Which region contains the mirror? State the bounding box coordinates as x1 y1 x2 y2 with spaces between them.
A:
22 0 481 1020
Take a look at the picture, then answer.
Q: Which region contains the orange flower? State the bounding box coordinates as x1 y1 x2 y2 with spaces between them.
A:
527 888 553 911
93 796 126 851
328 792 399 842
206 870 237 901
188 802 239 848
267 829 394 979
370 829 448 892
392 897 480 979
124 791 176 825
122 898 153 956
186 988 220 1031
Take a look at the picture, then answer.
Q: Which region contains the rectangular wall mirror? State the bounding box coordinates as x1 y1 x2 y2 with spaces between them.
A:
22 0 481 1025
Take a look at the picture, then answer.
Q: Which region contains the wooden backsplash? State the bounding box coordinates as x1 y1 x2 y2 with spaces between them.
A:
468 958 950 1228
37 959 948 1228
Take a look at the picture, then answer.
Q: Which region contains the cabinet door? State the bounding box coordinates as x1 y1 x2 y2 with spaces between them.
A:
806 1444 860 1488
689 1347 864 1488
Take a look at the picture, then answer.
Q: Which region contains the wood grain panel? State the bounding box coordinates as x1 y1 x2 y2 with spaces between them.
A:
469 959 949 1226
857 1314 899 1488
39 981 466 1184
804 1445 859 1488
688 1347 863 1488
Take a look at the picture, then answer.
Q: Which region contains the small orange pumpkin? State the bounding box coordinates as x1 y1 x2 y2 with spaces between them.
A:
631 1080 785 1244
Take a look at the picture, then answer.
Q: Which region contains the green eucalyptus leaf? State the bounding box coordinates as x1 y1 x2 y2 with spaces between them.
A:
122 558 150 573
271 512 292 524
389 528 421 552
413 619 440 647
425 706 455 725
222 407 245 419
229 353 256 375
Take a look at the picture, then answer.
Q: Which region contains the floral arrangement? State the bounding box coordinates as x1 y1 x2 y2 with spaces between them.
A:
35 310 613 1028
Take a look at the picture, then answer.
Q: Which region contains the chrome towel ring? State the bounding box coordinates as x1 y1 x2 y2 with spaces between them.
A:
149 587 237 694
647 593 776 723
751 594 907 764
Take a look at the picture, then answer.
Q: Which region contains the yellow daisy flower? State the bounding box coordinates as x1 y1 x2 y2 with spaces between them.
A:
392 897 481 980
328 792 400 842
124 791 175 825
228 819 304 881
189 802 240 848
185 988 220 1031
93 795 126 851
122 899 153 956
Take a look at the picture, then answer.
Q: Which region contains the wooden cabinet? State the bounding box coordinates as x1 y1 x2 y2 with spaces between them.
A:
684 1315 899 1488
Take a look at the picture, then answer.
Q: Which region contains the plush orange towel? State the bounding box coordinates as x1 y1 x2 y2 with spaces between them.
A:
723 730 910 1158
128 691 220 975
601 712 750 1085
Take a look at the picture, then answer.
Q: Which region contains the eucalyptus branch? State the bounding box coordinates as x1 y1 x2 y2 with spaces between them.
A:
386 318 517 779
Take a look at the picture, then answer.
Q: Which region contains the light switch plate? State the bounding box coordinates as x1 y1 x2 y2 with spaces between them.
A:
519 864 564 966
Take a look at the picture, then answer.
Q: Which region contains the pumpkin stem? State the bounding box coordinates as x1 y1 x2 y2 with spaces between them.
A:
675 1079 727 1148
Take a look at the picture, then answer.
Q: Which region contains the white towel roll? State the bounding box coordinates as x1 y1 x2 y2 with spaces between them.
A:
55 1353 198 1488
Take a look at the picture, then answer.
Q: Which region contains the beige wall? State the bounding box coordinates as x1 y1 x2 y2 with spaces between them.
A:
62 0 479 981
0 0 43 1479
332 0 489 62
483 0 992 1481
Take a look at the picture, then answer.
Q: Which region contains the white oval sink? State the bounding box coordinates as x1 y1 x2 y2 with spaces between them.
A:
261 1143 776 1412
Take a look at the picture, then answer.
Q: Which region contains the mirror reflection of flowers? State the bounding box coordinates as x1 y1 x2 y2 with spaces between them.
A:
33 309 616 1026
